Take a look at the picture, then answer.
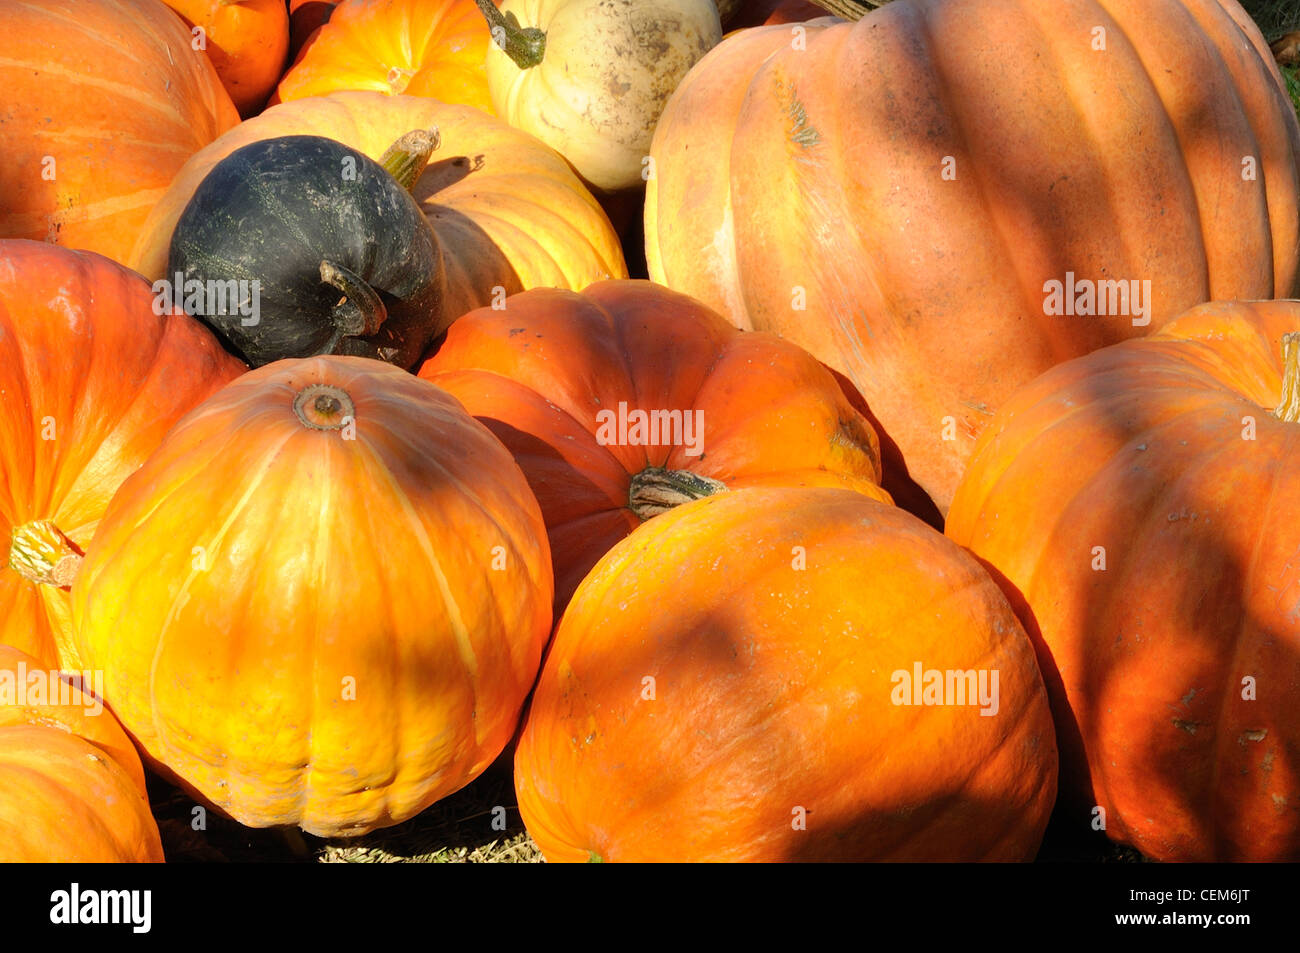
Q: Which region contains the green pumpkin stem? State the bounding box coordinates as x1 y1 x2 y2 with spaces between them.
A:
475 0 547 70
805 0 891 21
627 467 727 521
319 261 387 342
1275 332 1300 422
7 520 83 589
378 129 441 192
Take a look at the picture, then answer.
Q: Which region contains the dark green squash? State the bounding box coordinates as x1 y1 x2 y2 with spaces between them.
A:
166 132 444 368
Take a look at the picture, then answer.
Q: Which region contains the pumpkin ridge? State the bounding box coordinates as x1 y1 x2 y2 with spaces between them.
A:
143 429 299 773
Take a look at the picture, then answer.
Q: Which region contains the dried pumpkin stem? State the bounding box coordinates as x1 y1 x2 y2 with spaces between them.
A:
294 384 356 431
474 0 547 70
1274 332 1300 422
7 520 83 589
628 467 727 521
806 0 891 21
378 129 441 192
319 260 387 343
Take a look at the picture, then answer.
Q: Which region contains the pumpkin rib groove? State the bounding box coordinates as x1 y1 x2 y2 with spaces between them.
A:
144 429 298 777
356 427 479 685
0 54 193 129
359 410 549 606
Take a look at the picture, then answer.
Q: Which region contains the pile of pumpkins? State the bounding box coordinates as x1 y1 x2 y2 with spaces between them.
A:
0 0 1298 863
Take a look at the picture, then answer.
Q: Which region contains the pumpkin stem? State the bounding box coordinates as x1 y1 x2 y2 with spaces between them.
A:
475 0 547 70
805 0 891 21
294 384 356 431
378 129 441 192
627 467 727 521
7 520 83 589
319 260 388 346
1274 332 1300 422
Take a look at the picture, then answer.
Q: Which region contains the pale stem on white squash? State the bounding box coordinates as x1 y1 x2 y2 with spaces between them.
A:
474 0 547 70
7 520 82 589
1274 332 1300 422
628 467 727 521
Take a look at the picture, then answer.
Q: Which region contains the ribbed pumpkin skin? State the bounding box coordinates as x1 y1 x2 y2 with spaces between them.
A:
0 0 239 263
129 92 627 326
646 0 1300 514
0 645 162 862
162 0 290 115
275 0 495 114
420 281 893 609
946 300 1300 862
0 727 165 863
517 487 1058 862
71 357 553 837
0 241 245 670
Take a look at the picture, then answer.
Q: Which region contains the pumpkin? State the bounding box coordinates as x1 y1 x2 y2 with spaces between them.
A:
0 241 245 671
129 92 627 329
168 133 442 367
515 486 1058 862
0 0 239 265
646 0 1300 514
725 0 822 29
71 356 553 837
419 280 893 609
290 0 338 61
0 645 164 862
275 0 496 114
162 0 290 115
482 0 722 192
945 299 1300 862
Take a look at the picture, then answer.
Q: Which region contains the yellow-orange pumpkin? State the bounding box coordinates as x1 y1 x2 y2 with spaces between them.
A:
72 357 553 837
275 0 496 114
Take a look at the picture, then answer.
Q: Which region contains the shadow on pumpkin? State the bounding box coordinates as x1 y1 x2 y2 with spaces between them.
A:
964 327 1300 862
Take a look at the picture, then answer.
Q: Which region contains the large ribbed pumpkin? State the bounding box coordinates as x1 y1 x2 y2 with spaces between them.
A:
128 92 626 326
0 0 239 263
646 0 1300 514
946 299 1300 861
0 241 245 671
419 280 892 609
516 487 1058 862
71 357 553 837
0 646 163 862
274 0 496 113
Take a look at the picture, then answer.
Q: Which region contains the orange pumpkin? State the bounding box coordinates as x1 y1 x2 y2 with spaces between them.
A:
289 1 339 61
646 0 1300 514
274 0 495 113
0 645 163 862
72 357 554 837
946 299 1300 861
0 241 245 671
516 486 1058 861
419 280 892 608
0 0 239 265
162 0 290 115
129 92 627 337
